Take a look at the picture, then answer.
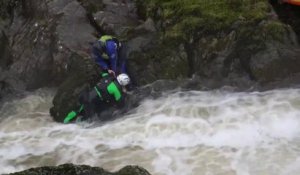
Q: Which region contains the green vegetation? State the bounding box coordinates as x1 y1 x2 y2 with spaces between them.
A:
135 0 271 42
130 0 291 83
263 21 287 42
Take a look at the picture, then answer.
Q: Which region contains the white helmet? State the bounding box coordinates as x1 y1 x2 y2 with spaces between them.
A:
117 73 130 86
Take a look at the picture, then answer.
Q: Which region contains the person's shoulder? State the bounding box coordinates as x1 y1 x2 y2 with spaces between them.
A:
92 41 101 48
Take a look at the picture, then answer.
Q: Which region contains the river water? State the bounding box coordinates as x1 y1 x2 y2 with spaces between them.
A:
1 88 300 175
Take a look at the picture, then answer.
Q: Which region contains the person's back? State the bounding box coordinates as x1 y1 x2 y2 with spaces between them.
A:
91 35 127 76
63 73 131 123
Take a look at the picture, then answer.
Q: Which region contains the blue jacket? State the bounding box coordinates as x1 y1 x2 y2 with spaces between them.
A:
91 40 126 74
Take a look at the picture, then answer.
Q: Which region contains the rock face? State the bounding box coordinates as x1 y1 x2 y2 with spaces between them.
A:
49 55 101 123
1 0 300 119
271 3 300 43
130 0 300 87
48 0 142 122
8 164 151 175
0 0 96 98
1 0 298 92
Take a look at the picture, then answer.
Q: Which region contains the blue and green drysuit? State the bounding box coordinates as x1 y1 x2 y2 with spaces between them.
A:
91 35 127 74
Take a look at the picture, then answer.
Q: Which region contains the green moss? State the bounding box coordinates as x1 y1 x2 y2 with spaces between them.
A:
132 0 286 83
165 17 204 40
237 20 287 45
263 21 287 42
135 0 269 42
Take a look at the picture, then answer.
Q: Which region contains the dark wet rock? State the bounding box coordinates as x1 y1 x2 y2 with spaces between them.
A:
222 20 300 85
50 55 101 122
0 30 11 69
0 26 14 98
130 0 300 87
50 0 95 53
77 0 105 14
250 43 300 83
0 0 96 95
7 164 151 175
271 3 300 43
135 18 157 33
93 0 139 36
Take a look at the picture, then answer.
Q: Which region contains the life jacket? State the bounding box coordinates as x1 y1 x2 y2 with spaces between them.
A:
94 73 123 103
98 35 121 60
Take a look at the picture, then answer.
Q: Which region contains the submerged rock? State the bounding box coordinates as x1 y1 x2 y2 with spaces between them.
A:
8 164 151 175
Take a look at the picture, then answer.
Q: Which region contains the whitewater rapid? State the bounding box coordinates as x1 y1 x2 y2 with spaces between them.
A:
1 88 300 175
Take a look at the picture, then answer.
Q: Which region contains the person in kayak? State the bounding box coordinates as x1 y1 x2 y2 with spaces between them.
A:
63 73 131 123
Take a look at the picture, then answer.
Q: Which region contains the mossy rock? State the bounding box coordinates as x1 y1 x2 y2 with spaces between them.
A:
250 45 300 83
129 41 189 85
130 0 282 82
9 164 151 175
135 0 271 42
263 21 288 42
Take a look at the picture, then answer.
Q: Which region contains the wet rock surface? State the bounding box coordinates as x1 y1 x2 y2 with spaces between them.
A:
8 164 151 175
131 0 300 87
0 0 299 96
0 0 96 96
1 0 299 121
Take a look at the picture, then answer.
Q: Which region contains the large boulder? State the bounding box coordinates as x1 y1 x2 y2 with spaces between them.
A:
92 0 139 36
129 0 300 87
0 0 96 93
250 42 300 83
8 164 151 175
49 56 98 122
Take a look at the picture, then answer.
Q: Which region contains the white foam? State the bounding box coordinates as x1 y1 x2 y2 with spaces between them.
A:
2 88 300 174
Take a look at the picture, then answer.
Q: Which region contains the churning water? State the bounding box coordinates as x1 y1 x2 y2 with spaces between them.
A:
1 88 300 175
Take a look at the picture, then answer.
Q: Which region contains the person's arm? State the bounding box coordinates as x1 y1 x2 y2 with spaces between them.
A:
92 42 109 70
107 82 126 108
106 41 118 73
108 52 117 73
